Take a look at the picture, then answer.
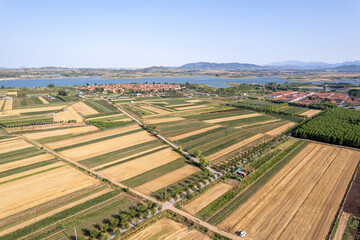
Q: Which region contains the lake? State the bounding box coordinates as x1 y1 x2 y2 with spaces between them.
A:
0 76 359 88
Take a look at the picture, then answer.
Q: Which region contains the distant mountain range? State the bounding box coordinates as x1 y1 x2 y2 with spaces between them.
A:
179 62 260 70
177 61 360 71
267 60 360 69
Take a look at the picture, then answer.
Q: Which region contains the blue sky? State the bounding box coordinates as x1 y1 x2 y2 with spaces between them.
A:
0 0 359 68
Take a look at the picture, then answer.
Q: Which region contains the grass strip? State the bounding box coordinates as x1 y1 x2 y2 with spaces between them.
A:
122 158 187 188
0 147 38 159
0 190 122 240
0 151 46 165
96 146 168 171
205 140 307 224
0 159 57 178
55 128 142 152
0 165 64 186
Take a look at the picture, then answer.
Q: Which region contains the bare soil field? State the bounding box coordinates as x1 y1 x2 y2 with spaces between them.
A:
174 105 208 111
300 109 322 117
60 130 154 161
128 218 211 240
0 100 4 110
219 143 360 240
0 153 54 172
37 96 49 104
54 106 83 122
207 133 264 161
100 148 180 182
204 113 262 124
187 99 203 103
170 125 222 141
141 105 170 114
343 164 360 218
134 165 199 195
0 164 98 219
0 138 33 154
265 121 296 136
234 119 281 129
184 183 233 215
23 125 98 140
46 124 138 149
72 102 98 116
146 117 184 124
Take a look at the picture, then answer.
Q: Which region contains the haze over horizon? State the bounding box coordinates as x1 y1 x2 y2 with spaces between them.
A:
1 0 359 68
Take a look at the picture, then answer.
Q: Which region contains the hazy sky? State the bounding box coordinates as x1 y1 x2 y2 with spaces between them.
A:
1 0 359 68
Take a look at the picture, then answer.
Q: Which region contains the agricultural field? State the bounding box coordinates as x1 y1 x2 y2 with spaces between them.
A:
183 182 233 215
0 136 124 239
128 218 211 240
146 107 298 164
218 143 360 240
42 122 197 196
119 98 215 117
294 108 360 148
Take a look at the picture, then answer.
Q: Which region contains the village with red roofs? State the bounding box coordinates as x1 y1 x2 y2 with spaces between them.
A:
264 90 360 107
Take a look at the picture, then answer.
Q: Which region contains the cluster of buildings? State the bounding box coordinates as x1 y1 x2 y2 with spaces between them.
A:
82 83 182 93
264 90 360 107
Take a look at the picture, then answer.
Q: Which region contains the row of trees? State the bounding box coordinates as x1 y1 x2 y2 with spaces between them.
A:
75 200 161 240
294 108 360 148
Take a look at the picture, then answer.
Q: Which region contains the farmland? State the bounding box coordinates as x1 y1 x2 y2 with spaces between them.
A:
218 143 360 240
0 136 125 239
128 218 211 240
1 88 358 240
146 107 298 164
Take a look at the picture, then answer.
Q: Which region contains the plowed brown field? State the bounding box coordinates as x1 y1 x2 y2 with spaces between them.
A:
219 143 360 240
